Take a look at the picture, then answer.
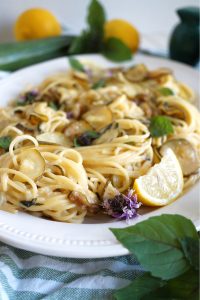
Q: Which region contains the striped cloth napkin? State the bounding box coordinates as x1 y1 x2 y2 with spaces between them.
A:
0 241 144 299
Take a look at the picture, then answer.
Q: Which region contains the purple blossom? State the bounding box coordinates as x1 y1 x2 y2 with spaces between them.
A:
66 111 74 119
17 90 39 105
102 189 141 221
105 69 113 78
84 67 93 83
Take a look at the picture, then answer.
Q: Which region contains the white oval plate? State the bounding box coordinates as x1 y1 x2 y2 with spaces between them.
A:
0 54 199 258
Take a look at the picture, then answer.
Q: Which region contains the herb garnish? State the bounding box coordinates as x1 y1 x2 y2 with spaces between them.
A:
103 189 141 221
69 0 132 62
92 78 106 89
111 214 199 300
68 57 85 72
48 101 60 111
17 91 38 106
0 136 12 151
74 131 100 147
20 198 41 208
159 87 174 96
149 115 174 137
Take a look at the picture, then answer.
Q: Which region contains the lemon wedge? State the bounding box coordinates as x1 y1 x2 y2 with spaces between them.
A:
134 149 183 206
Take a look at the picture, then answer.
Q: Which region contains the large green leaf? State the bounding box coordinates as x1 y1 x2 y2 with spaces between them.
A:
103 38 132 62
144 269 199 299
180 237 199 270
87 0 106 32
115 269 199 300
115 273 166 300
111 214 198 280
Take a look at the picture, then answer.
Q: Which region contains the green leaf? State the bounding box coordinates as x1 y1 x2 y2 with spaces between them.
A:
144 269 199 299
92 78 106 89
73 137 80 147
180 237 199 270
69 0 106 55
20 198 41 208
159 87 174 96
115 269 199 300
0 136 12 151
115 273 166 300
48 101 59 111
68 57 85 72
149 116 174 137
74 131 100 147
87 0 106 32
68 30 93 54
103 38 132 62
111 214 198 280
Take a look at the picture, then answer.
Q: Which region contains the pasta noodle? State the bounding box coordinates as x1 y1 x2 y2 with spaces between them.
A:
0 61 199 223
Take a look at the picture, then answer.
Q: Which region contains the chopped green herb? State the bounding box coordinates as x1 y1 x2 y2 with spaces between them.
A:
149 116 174 137
159 87 174 96
0 136 12 151
73 137 80 147
74 131 100 147
92 78 106 89
20 198 41 208
16 91 38 106
103 37 132 62
68 57 85 72
48 101 59 111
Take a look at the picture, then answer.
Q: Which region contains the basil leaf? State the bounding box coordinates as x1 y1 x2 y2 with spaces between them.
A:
17 91 38 106
144 269 199 300
20 198 41 208
149 116 174 137
73 137 80 147
48 101 59 111
92 79 106 89
74 131 100 147
68 57 85 72
103 38 132 62
0 136 12 151
69 0 105 55
68 30 93 54
111 214 198 280
159 87 174 96
180 237 199 270
115 273 166 300
87 0 105 32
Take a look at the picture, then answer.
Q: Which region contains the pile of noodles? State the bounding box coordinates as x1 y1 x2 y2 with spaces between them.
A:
0 62 199 223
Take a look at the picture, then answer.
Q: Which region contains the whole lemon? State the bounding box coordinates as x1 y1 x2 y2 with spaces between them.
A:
14 8 61 41
104 19 140 53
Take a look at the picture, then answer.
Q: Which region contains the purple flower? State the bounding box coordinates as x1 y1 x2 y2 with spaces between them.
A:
17 90 39 106
66 111 74 119
102 189 141 221
84 67 93 82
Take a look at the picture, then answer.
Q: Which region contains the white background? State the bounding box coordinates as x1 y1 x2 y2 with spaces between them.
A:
0 0 198 46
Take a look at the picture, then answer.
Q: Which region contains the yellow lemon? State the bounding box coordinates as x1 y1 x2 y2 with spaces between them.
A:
14 8 61 41
104 19 140 53
134 149 183 206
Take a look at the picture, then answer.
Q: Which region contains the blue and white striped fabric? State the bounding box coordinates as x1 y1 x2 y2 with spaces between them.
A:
0 241 144 300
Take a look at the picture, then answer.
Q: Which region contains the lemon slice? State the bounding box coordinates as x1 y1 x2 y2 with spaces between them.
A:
134 149 183 206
